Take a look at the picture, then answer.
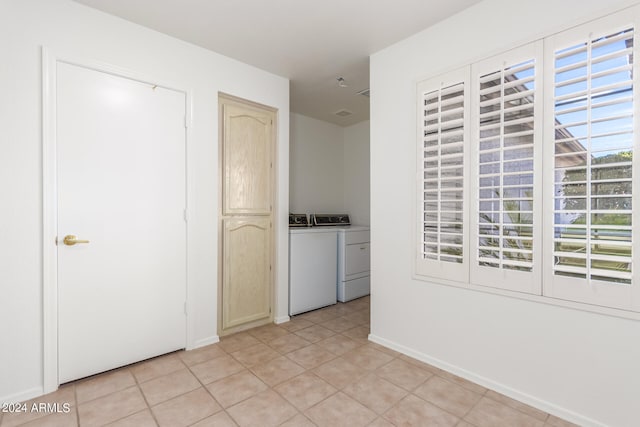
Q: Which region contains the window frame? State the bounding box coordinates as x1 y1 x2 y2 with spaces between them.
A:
414 5 640 318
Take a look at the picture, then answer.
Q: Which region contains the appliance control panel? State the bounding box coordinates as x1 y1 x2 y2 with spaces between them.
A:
289 213 309 227
311 214 351 226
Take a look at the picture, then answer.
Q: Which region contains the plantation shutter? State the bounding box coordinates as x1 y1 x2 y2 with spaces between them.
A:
544 10 640 311
415 7 640 313
470 43 543 294
416 68 470 283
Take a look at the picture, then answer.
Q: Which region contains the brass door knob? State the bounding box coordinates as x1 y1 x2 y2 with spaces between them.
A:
63 235 90 246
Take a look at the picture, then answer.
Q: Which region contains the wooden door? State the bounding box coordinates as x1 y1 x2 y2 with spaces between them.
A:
219 95 275 335
57 62 186 383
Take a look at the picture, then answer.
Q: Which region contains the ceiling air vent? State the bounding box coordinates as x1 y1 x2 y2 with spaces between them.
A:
334 109 353 117
357 88 370 97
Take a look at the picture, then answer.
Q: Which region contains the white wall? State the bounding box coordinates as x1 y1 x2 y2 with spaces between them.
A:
344 121 370 226
289 113 345 214
289 113 370 225
369 1 640 426
0 0 289 402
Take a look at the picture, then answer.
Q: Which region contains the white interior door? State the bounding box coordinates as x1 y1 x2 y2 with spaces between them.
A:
57 62 187 383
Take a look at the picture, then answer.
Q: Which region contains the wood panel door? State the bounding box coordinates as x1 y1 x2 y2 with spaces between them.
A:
222 217 271 329
223 103 272 215
219 95 276 335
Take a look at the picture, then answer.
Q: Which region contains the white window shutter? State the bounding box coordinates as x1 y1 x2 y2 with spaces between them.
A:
470 42 543 294
414 5 640 314
416 67 470 283
544 8 640 311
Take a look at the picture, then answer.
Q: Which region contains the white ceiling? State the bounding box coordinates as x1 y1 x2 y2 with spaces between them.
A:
72 0 481 126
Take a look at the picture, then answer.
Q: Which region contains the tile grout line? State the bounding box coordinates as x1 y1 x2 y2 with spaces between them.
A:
177 345 303 426
17 301 369 427
73 352 183 405
480 392 552 424
248 318 368 425
72 384 79 427
181 350 236 426
129 366 160 427
270 368 338 423
456 383 486 424
312 385 377 425
216 364 305 426
202 368 269 422
26 296 579 427
357 356 470 426
75 383 147 427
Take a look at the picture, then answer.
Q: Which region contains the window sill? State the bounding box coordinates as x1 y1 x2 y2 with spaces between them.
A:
412 271 640 322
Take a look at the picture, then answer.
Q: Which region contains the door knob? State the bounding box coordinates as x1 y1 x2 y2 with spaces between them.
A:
63 235 90 246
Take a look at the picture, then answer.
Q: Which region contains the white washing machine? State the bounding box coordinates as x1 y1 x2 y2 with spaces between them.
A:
288 227 338 315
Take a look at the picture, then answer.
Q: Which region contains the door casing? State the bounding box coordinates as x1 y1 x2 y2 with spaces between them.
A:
42 48 195 393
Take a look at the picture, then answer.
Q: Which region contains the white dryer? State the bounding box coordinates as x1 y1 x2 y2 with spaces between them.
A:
337 226 370 302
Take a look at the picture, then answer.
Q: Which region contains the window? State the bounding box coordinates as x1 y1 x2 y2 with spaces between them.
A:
544 13 640 311
417 7 640 312
416 68 470 283
470 43 543 294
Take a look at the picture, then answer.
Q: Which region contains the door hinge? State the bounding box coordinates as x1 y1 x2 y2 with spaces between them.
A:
184 302 187 314
183 209 188 222
184 116 188 129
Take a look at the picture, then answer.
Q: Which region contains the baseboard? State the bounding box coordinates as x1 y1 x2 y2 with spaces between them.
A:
368 334 606 427
274 315 290 325
189 335 219 350
1 386 44 405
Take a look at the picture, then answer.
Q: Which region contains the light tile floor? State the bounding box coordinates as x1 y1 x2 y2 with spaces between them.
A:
1 296 579 427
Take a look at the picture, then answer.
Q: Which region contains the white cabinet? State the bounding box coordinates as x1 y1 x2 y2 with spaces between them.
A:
338 227 370 302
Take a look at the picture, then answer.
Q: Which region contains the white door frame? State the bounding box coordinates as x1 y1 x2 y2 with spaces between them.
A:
42 47 195 394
